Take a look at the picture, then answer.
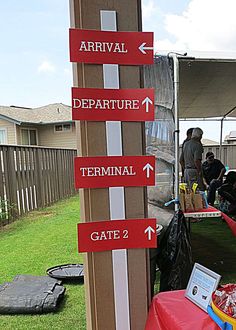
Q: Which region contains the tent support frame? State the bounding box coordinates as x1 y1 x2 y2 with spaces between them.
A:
169 53 180 211
168 54 236 206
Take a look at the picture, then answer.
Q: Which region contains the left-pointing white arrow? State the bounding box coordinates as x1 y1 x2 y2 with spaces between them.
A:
142 96 153 113
143 163 154 178
144 226 155 240
138 42 154 54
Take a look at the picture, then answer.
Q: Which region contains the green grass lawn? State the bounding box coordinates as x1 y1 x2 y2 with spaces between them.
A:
191 216 236 284
0 195 86 330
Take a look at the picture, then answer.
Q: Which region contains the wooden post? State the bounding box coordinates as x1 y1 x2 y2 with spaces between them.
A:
6 147 18 218
70 1 150 329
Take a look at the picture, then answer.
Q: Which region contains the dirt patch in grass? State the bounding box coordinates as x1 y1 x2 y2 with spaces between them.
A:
27 210 56 218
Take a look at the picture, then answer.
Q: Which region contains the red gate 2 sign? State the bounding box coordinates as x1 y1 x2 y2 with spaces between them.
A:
69 29 154 65
78 218 157 252
74 155 155 189
72 87 154 121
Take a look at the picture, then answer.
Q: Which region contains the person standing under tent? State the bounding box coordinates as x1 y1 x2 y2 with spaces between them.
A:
202 151 226 206
182 127 205 191
180 128 194 180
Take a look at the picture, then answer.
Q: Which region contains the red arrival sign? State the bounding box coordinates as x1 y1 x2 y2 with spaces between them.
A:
72 87 155 121
69 29 154 65
77 218 157 253
74 155 155 189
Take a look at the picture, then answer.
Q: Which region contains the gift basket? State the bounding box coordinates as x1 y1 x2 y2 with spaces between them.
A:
179 183 208 212
208 284 236 330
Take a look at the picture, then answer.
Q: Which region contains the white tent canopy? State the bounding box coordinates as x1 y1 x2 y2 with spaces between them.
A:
178 58 236 119
171 56 236 207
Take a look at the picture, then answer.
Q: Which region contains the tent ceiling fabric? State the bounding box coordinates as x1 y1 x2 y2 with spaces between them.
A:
179 59 236 119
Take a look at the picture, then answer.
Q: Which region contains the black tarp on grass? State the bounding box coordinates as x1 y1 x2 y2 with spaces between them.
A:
0 275 65 314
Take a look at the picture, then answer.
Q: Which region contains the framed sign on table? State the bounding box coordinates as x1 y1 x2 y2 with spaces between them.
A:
185 263 221 312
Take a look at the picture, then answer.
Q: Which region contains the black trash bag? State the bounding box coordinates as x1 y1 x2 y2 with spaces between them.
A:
157 210 193 292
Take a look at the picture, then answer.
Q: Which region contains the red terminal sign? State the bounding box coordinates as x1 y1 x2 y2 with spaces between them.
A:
74 155 155 189
72 87 155 121
69 29 154 65
77 218 157 253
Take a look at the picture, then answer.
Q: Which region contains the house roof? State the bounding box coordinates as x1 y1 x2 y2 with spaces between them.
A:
0 103 72 125
201 138 219 145
225 131 236 141
229 131 236 138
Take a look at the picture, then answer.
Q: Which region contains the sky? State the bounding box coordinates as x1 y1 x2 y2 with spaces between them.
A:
1 0 236 142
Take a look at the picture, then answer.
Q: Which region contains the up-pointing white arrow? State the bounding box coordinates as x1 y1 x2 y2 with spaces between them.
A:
142 97 153 113
143 163 154 178
144 226 155 240
138 42 154 54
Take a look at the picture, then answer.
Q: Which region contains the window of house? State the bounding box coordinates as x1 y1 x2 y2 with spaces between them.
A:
0 128 7 144
55 125 63 132
21 129 37 145
63 124 72 131
54 124 72 132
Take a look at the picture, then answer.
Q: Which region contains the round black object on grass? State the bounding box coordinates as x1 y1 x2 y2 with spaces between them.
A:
47 264 84 282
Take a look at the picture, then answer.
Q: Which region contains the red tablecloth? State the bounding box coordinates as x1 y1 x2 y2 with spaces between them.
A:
185 206 220 214
221 212 236 236
145 290 220 330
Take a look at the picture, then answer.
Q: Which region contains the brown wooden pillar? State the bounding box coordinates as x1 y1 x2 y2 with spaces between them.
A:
70 1 150 329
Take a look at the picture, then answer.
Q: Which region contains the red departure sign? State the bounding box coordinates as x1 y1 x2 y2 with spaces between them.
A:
72 87 155 121
77 218 157 252
72 87 154 121
69 29 154 65
74 155 155 189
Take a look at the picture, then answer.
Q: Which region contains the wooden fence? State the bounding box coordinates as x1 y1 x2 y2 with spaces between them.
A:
0 145 77 223
203 144 236 169
180 144 236 169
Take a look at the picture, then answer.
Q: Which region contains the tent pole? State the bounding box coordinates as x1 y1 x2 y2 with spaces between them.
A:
171 54 180 211
220 117 224 161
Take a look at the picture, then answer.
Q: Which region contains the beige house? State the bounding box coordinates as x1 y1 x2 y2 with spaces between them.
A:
0 103 76 149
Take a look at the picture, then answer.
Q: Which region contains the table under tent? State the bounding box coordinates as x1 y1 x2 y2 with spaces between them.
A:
144 55 236 215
